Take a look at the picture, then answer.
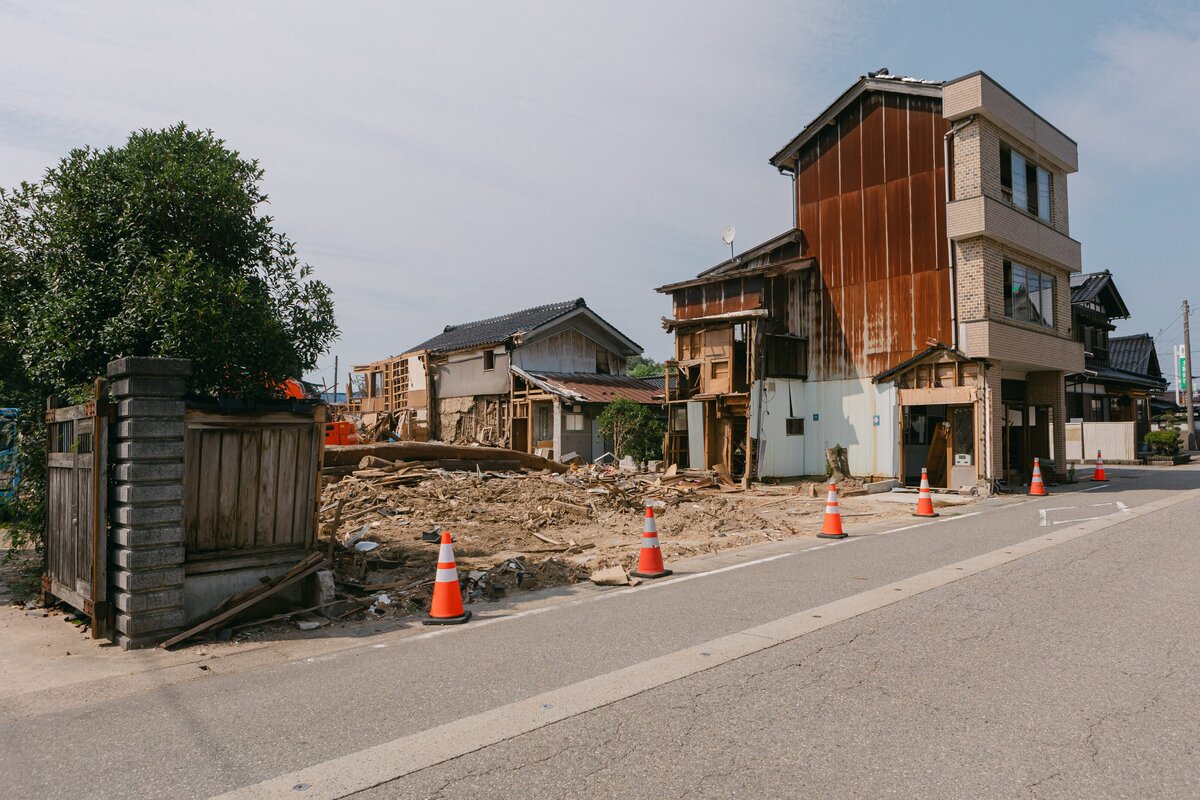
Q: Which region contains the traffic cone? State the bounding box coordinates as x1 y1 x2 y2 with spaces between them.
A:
1092 450 1108 482
817 483 847 539
1029 458 1048 496
913 467 939 517
423 532 471 625
630 504 672 579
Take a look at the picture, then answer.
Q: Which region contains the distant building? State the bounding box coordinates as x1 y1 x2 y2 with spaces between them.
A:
349 299 659 461
1062 270 1165 460
657 69 1086 488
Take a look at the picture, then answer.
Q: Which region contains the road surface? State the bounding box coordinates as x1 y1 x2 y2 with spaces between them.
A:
2 466 1198 799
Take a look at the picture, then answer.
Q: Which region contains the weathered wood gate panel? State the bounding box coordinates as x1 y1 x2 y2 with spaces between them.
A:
183 408 324 557
44 379 110 638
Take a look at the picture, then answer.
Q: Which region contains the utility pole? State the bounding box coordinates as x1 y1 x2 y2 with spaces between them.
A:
1184 301 1196 450
332 355 339 405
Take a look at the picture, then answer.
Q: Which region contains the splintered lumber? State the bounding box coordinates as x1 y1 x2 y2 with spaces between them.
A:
159 552 328 649
325 442 568 474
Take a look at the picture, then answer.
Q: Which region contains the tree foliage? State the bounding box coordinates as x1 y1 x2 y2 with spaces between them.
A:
0 123 337 399
596 397 666 463
625 354 664 379
0 124 338 548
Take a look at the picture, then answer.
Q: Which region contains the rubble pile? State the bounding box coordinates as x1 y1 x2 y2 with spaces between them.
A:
316 456 913 619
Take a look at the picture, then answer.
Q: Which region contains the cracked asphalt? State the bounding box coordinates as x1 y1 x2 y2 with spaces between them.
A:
3 467 1199 799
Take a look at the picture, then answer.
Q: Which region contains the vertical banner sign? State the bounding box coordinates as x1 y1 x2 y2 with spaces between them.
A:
1180 345 1188 392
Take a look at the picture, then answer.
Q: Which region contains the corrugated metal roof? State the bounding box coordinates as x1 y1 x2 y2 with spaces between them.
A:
409 299 585 354
520 371 663 404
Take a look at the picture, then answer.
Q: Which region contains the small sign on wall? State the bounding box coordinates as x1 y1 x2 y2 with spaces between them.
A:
812 413 820 422
873 414 881 426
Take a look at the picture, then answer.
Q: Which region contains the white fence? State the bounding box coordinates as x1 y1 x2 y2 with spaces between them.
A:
1065 421 1137 462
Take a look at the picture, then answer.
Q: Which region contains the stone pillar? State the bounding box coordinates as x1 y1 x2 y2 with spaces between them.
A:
1028 370 1068 480
107 357 191 649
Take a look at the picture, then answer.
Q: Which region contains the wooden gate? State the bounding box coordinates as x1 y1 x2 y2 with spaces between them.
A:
43 379 110 638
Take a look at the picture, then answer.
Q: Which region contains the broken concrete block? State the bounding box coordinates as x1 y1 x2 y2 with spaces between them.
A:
590 566 636 586
619 455 638 473
646 460 663 473
316 570 336 605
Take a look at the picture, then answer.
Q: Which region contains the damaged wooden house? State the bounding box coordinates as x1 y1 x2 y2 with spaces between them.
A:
658 69 1092 490
348 298 660 461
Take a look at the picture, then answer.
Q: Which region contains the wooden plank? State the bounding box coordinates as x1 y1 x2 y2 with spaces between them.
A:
159 554 327 649
256 428 280 548
183 428 202 552
273 427 299 546
185 409 319 428
235 429 260 550
289 428 314 548
216 430 241 551
194 430 222 552
45 403 97 423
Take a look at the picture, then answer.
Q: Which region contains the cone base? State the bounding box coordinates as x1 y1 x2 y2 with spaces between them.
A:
629 569 673 579
1092 477 1108 482
817 532 848 540
423 610 472 626
1030 490 1048 496
912 511 939 518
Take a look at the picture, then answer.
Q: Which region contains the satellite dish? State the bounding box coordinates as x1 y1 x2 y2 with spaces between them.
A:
721 226 737 245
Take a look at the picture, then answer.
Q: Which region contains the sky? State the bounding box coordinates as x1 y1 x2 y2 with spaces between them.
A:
2 1 1198 389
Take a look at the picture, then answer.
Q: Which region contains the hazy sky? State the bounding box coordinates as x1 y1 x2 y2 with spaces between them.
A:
3 1 1197 388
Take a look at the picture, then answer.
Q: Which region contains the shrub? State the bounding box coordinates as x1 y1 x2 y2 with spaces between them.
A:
1145 429 1181 457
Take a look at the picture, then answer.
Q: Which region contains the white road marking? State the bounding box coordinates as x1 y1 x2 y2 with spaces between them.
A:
1039 501 1133 527
216 486 1200 800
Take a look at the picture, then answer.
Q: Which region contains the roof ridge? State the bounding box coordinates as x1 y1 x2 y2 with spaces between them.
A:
441 298 584 333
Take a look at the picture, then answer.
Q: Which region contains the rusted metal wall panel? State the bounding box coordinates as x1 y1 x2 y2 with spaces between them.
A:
794 88 952 382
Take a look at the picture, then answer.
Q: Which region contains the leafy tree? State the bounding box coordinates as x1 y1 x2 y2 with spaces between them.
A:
0 123 337 398
596 396 666 462
625 354 664 379
0 123 338 550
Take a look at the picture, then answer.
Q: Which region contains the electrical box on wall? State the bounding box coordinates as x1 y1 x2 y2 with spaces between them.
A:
954 453 973 466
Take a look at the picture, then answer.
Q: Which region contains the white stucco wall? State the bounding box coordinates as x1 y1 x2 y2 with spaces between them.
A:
750 378 898 479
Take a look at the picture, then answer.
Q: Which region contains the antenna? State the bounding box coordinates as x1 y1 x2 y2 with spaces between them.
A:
722 225 736 260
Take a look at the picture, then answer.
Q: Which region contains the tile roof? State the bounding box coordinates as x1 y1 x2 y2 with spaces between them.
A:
409 299 586 354
1070 271 1109 304
1109 333 1161 379
1070 270 1131 318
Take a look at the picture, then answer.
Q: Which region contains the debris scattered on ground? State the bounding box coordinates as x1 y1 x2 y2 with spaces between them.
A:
314 453 930 622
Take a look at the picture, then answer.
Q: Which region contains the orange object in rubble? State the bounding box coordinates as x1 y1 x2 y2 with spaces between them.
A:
324 420 358 446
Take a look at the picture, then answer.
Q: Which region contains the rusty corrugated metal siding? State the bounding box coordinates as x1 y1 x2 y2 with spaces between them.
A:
796 89 952 381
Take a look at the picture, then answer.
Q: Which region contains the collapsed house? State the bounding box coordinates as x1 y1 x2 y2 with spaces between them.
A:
1065 271 1166 461
658 70 1094 489
348 298 659 461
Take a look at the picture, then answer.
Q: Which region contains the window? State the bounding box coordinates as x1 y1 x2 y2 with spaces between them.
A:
534 405 553 442
764 335 807 379
1000 144 1052 223
565 412 586 432
596 351 610 374
1003 260 1055 328
786 418 804 436
483 350 495 371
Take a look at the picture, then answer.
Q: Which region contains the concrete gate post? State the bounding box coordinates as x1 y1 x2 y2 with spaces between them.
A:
106 357 191 649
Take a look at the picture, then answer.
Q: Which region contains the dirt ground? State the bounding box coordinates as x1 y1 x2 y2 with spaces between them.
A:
317 467 950 618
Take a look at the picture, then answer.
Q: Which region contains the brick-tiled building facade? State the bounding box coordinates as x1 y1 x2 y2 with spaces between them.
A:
658 70 1084 488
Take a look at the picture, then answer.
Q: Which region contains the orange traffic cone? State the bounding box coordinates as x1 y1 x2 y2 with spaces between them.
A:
1092 450 1108 482
818 483 847 539
1029 458 1048 496
913 467 939 517
423 532 471 625
630 504 672 579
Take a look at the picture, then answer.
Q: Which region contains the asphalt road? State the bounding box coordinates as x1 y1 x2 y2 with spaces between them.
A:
3 466 1199 799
